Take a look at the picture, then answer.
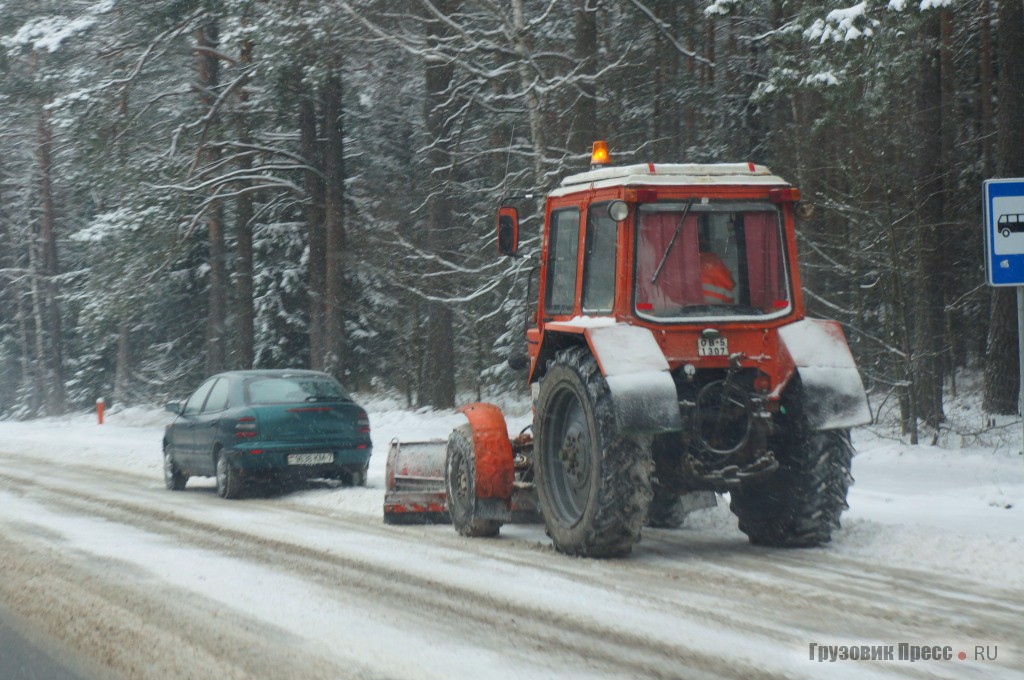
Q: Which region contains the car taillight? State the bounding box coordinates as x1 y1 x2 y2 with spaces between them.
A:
358 416 370 435
235 416 258 438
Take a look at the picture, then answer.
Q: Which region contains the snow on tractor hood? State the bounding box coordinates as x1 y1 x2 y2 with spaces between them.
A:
776 319 872 431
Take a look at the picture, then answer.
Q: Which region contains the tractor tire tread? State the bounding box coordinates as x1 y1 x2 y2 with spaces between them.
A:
446 426 501 538
538 347 652 558
730 399 853 548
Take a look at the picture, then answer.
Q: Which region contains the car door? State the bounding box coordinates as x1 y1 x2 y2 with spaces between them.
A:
175 378 218 469
193 377 231 475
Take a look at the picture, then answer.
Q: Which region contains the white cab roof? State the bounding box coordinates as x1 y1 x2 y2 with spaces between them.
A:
548 163 790 198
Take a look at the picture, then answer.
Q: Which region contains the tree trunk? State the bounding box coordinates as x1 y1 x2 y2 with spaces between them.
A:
113 322 130 407
912 12 945 429
420 0 458 408
232 39 256 370
980 0 994 178
683 2 701 154
511 0 547 187
112 93 133 406
939 8 961 400
568 0 598 160
16 294 42 417
35 98 65 415
321 73 347 378
300 92 327 370
196 19 227 375
983 0 1024 413
652 0 680 155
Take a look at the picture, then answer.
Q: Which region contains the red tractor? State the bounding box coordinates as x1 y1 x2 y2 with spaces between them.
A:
385 143 870 557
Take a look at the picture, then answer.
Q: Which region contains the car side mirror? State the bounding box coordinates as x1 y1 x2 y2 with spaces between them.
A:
165 401 182 415
497 206 519 256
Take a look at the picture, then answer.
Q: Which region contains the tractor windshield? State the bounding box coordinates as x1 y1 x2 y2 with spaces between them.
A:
634 201 791 320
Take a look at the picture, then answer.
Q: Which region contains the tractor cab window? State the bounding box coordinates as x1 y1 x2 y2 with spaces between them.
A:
545 207 581 315
634 201 790 320
582 202 618 313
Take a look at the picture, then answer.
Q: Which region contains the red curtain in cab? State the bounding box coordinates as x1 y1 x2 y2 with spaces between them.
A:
636 213 702 312
744 212 785 311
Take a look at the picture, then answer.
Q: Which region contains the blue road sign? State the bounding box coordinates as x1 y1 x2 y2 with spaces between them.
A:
984 178 1024 286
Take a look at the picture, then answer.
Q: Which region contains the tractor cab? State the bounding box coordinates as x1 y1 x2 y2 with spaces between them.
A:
498 147 807 404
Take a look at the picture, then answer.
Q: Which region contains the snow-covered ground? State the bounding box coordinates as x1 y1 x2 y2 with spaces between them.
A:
2 397 1020 587
0 396 1021 679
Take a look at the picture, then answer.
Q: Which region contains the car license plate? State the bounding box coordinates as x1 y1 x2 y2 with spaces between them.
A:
697 337 728 357
287 452 334 466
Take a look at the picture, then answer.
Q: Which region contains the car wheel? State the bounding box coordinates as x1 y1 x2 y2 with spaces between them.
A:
338 463 369 487
163 447 187 491
215 451 244 499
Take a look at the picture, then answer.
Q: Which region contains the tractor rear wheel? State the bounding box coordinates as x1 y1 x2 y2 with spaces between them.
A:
647 487 718 529
445 425 501 537
729 391 853 547
534 347 652 557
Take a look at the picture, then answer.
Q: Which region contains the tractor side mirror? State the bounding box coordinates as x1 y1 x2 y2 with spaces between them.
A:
497 206 519 256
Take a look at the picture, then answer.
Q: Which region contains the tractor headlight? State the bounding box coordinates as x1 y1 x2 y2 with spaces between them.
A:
608 200 629 222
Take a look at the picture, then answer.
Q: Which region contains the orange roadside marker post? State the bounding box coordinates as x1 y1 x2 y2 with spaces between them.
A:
97 397 105 425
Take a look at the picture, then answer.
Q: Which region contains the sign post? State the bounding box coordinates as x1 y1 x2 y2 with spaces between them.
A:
983 178 1024 455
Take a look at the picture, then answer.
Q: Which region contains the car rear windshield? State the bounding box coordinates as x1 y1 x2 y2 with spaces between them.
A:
245 376 351 405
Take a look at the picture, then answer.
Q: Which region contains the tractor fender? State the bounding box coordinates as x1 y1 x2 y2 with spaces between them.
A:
776 319 872 430
534 322 682 435
458 403 515 501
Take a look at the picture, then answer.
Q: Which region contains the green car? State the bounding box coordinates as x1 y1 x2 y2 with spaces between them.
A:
163 369 372 498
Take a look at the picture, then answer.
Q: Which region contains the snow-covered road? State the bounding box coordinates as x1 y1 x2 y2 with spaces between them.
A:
0 403 1021 679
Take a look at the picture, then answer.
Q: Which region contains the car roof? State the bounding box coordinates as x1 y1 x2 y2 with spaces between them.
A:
211 369 335 380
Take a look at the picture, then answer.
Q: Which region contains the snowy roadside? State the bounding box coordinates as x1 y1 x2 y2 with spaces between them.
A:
0 400 1021 588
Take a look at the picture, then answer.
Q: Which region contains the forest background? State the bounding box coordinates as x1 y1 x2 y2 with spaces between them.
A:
2 0 1024 445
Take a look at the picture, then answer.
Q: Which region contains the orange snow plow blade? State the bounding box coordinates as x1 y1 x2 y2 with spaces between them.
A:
382 438 451 524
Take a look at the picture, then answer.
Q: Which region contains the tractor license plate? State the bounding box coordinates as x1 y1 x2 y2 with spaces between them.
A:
288 452 334 466
697 337 728 357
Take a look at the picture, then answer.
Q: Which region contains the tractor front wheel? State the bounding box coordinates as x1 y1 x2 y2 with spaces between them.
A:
646 482 687 528
445 426 502 537
534 347 652 557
